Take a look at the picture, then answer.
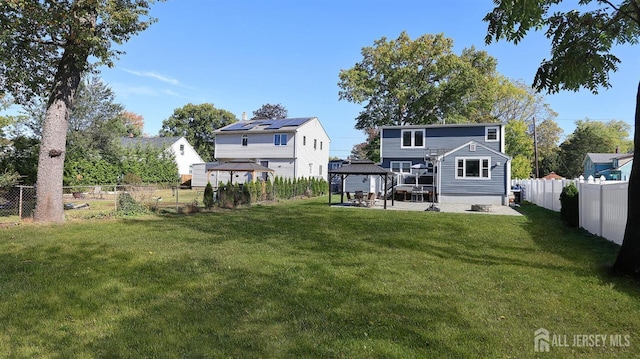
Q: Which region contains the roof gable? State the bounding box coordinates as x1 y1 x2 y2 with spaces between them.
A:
440 140 510 160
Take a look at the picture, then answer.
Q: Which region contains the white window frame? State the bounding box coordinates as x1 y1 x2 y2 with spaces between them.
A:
179 144 185 155
455 157 491 180
401 129 425 148
274 134 287 146
241 134 248 147
485 127 499 142
390 161 412 174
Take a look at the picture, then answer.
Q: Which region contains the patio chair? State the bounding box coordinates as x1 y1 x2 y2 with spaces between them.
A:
355 191 365 206
346 192 355 205
365 192 377 207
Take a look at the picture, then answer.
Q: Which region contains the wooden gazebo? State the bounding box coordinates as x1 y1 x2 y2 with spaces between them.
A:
328 160 393 209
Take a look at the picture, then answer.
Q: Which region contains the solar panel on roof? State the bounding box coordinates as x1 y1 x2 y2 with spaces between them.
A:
266 118 310 129
220 122 247 131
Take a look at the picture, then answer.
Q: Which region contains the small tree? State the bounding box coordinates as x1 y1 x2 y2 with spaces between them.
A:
203 181 214 209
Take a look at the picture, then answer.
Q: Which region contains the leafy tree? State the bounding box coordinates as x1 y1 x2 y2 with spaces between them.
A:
484 0 640 275
120 145 178 184
536 119 563 175
493 80 558 123
1 97 16 153
505 119 534 177
511 155 533 179
159 103 237 162
338 32 502 130
66 76 126 162
252 103 288 120
0 0 162 222
557 120 631 178
0 136 40 185
350 128 380 162
0 170 21 188
120 111 145 137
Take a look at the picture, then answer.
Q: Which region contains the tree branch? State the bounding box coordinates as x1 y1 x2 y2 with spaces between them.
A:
600 0 640 26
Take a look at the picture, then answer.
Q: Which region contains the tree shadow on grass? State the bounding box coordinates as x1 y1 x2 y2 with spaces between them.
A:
84 259 493 358
0 237 497 357
514 203 640 293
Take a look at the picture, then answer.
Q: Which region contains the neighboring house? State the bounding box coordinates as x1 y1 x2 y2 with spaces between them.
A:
380 123 511 205
328 159 349 193
583 152 633 180
213 117 330 183
540 171 564 180
191 162 219 188
119 136 204 176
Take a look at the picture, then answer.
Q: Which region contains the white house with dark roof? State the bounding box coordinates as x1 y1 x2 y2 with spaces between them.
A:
213 117 330 182
119 136 203 176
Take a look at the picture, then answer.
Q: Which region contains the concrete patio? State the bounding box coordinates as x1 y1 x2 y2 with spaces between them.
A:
333 200 523 216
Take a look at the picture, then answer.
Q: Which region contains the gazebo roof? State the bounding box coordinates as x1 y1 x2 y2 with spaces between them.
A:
328 160 391 175
207 160 274 173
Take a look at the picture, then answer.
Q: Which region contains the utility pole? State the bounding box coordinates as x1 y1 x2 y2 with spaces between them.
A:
533 116 539 178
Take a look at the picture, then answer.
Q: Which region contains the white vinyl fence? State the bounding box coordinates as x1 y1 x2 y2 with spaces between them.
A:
514 177 628 245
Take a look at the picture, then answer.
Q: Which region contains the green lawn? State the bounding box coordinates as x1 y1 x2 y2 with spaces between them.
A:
1 199 638 358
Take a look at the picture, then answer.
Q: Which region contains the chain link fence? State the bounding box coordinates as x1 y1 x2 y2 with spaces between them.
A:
0 180 327 222
0 186 36 221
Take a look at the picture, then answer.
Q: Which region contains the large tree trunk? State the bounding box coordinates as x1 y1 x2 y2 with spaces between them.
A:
33 49 85 223
613 82 640 276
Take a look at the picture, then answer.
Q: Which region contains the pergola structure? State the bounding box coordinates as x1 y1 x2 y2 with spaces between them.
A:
328 160 393 209
207 160 275 183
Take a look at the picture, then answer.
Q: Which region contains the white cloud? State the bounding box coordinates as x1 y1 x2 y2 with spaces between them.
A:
121 68 181 86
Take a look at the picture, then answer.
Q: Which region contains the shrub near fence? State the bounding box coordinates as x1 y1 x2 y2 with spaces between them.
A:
3 177 329 221
216 177 328 209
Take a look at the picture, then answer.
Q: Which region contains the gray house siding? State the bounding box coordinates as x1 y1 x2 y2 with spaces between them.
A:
439 144 508 196
380 157 426 169
381 125 502 159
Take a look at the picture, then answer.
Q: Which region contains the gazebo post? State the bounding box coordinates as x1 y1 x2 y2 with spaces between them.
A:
384 174 388 209
328 174 333 206
340 175 345 204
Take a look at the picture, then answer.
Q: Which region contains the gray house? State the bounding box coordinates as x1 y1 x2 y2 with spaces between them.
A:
380 123 511 205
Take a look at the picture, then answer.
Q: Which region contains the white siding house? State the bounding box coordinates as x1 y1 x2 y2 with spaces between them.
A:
213 117 330 183
120 136 203 176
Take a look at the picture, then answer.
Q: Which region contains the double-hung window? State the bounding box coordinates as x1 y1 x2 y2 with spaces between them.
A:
274 134 287 146
390 161 412 174
456 157 490 179
485 127 499 142
401 129 425 148
241 134 248 146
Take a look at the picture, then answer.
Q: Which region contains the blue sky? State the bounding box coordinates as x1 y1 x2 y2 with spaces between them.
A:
98 0 639 158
